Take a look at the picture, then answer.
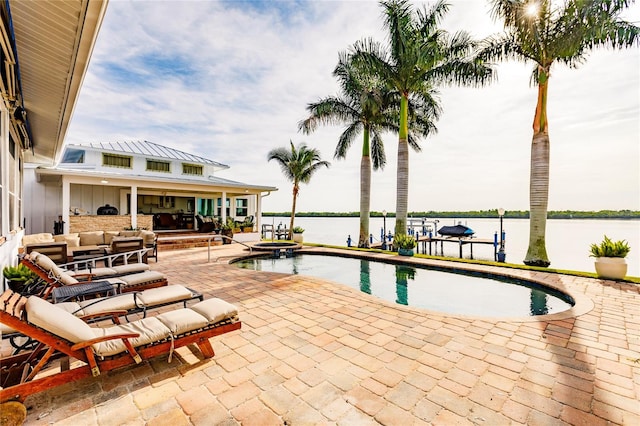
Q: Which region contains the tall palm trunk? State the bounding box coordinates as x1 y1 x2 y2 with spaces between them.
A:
289 183 299 240
524 70 551 266
359 127 372 248
395 94 409 236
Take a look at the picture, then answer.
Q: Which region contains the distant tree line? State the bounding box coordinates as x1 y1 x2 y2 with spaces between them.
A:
263 210 640 219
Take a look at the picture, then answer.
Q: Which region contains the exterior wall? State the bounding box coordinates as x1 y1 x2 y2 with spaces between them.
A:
68 215 153 232
66 146 218 182
24 165 62 234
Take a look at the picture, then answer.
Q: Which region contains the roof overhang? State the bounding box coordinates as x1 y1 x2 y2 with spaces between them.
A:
8 0 108 165
34 166 278 196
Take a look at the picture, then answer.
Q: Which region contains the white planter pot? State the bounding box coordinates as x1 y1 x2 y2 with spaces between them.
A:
292 233 303 243
594 257 627 280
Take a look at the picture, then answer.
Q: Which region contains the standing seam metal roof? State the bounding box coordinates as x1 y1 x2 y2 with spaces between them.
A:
68 140 229 168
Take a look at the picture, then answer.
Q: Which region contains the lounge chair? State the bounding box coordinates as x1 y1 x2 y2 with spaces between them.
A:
21 251 168 297
1 284 203 354
0 289 241 403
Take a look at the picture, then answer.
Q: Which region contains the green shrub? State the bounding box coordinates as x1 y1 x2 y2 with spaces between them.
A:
292 226 305 233
589 235 630 258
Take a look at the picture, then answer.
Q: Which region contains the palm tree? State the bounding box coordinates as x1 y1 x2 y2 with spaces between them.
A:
267 141 330 240
298 51 397 248
355 0 493 237
483 0 639 266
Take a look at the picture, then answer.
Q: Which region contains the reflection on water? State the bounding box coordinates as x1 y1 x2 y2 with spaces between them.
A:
235 254 573 317
530 291 549 315
360 260 371 295
394 265 415 306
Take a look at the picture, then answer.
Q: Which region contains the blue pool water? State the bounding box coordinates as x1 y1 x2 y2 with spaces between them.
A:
235 254 574 317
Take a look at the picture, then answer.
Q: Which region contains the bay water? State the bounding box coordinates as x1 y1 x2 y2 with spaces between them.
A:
261 216 640 277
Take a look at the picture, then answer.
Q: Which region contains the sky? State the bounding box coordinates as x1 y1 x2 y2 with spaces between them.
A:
65 0 640 214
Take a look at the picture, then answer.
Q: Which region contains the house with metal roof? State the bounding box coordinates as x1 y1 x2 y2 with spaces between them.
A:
1 0 108 269
24 140 276 236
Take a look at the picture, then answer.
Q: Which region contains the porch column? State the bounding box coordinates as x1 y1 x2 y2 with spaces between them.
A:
131 185 138 229
61 177 70 233
256 193 261 235
221 191 227 223
0 107 8 237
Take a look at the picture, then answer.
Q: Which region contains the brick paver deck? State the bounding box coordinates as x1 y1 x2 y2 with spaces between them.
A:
17 245 640 425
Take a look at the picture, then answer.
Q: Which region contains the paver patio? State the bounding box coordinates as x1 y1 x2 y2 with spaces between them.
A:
14 245 640 425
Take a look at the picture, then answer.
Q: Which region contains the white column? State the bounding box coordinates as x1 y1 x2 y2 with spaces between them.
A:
131 185 138 229
61 177 70 233
256 193 261 235
221 191 227 223
0 106 8 237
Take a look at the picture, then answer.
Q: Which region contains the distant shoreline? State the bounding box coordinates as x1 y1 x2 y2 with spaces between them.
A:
263 210 640 220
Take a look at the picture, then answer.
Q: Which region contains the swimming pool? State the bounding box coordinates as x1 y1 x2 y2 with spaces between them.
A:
234 254 574 317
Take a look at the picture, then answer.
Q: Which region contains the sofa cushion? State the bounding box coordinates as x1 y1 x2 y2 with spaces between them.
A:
138 230 156 246
104 231 121 245
119 230 138 238
22 233 54 246
54 234 80 248
79 231 105 246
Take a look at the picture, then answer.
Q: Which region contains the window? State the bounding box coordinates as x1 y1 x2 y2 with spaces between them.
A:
146 159 171 172
216 198 230 217
197 198 215 217
182 163 203 176
235 198 248 216
103 153 132 168
61 148 85 163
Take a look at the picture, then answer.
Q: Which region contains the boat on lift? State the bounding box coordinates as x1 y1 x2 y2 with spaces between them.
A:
437 224 474 237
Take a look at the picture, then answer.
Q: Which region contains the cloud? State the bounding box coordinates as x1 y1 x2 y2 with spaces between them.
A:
66 0 640 213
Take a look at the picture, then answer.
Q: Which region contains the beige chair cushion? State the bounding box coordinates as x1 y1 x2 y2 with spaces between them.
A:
54 301 84 316
135 285 192 307
34 253 75 283
26 296 95 344
70 267 118 278
155 309 208 335
92 317 171 357
191 298 238 324
110 263 150 275
78 294 137 316
119 271 165 287
79 231 105 246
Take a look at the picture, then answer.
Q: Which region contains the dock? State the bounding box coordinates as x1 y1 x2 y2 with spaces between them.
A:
261 224 290 240
373 235 499 260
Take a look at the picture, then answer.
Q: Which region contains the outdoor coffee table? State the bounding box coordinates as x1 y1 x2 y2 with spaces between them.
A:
52 280 117 303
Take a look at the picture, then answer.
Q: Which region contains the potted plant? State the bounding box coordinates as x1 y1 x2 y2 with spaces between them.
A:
589 235 630 280
2 264 39 294
292 226 304 243
242 217 254 233
394 233 416 256
220 217 235 244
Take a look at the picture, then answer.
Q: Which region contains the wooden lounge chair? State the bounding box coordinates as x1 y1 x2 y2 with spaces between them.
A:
21 251 168 297
0 290 241 404
1 285 204 355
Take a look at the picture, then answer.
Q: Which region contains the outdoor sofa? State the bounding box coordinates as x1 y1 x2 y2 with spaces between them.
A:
21 229 157 263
